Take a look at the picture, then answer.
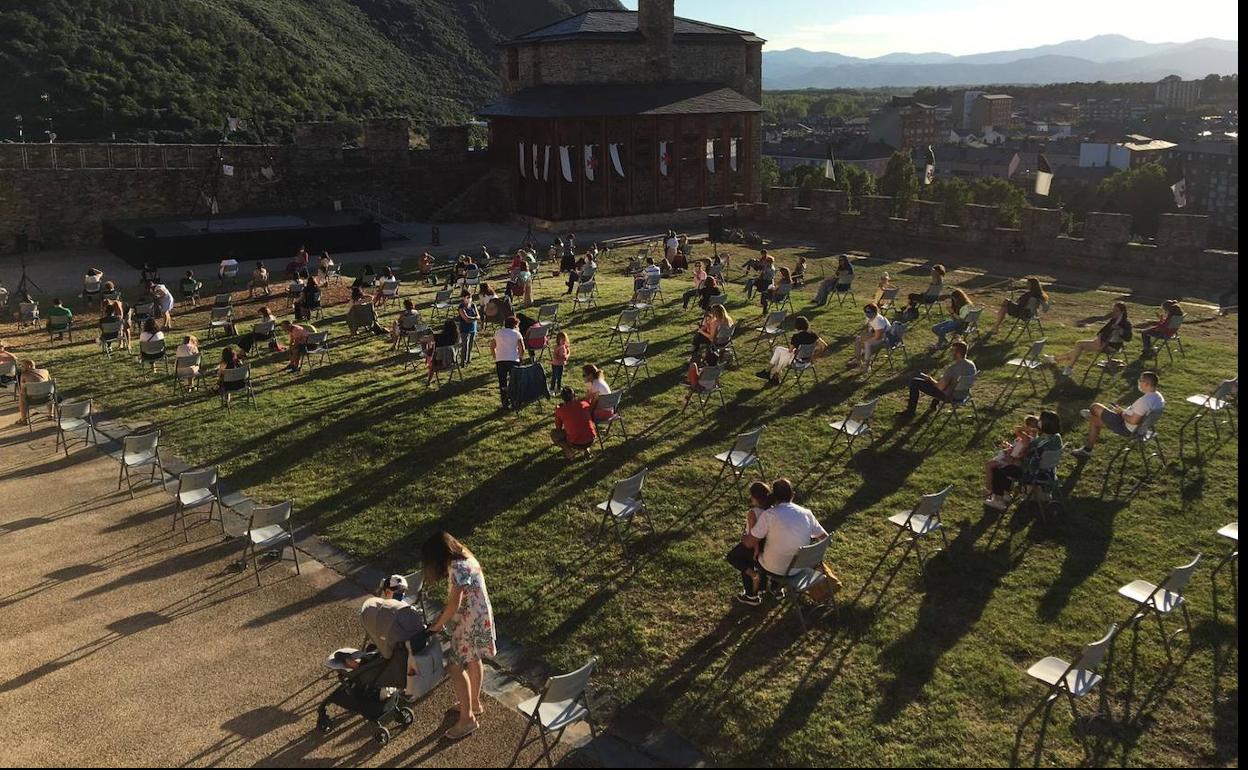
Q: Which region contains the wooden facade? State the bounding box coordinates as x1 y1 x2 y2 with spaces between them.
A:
490 113 755 221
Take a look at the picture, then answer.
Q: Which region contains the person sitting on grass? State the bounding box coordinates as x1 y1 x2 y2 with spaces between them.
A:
734 478 827 607
1072 371 1164 458
1139 300 1184 360
726 481 773 605
981 414 1039 507
759 315 824 386
897 341 977 419
249 261 271 298
985 411 1061 510
1056 301 1132 377
281 319 316 373
850 303 890 371
987 277 1048 336
45 299 73 340
550 387 597 459
929 288 974 351
16 359 51 425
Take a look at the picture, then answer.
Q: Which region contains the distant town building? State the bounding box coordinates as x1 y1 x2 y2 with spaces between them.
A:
912 145 1021 181
952 90 985 130
1168 138 1238 247
763 137 893 177
480 0 765 221
868 96 941 151
969 94 1014 132
1155 75 1203 110
1079 135 1176 170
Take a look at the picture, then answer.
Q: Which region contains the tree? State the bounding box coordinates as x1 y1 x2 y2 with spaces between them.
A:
921 177 972 222
1095 163 1175 238
967 177 1028 227
760 156 781 190
878 151 919 216
828 161 876 211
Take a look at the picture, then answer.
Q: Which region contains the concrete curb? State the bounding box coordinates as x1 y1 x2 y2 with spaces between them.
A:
85 416 708 769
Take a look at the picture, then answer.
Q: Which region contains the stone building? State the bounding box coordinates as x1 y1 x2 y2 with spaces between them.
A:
479 0 764 222
868 97 940 152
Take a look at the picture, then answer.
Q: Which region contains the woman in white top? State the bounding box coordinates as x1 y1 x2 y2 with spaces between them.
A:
152 283 175 330
139 318 164 344
851 303 891 370
175 335 201 390
582 364 612 419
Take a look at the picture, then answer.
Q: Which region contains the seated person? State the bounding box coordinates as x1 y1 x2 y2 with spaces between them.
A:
726 482 773 605
682 275 721 312
216 346 246 401
45 299 73 339
760 268 792 313
238 306 281 355
986 411 1062 510
418 252 436 284
759 316 823 385
97 303 127 349
179 270 203 305
734 478 827 606
550 387 598 458
318 251 335 278
1139 300 1184 359
850 303 890 370
140 263 161 286
373 267 399 307
813 255 855 307
352 264 377 289
691 304 731 358
249 261 271 298
582 365 613 420
175 335 201 390
1057 302 1132 376
981 415 1039 504
0 341 16 386
908 264 946 305
16 359 52 425
897 341 977 419
988 277 1048 335
425 320 460 382
82 268 105 301
633 258 661 291
745 254 776 300
294 273 322 321
791 257 807 287
391 299 423 345
281 320 317 372
1072 371 1164 458
687 350 721 392
872 272 896 307
346 287 386 335
929 289 974 350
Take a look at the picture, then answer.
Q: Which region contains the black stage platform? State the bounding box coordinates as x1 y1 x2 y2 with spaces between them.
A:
102 211 382 268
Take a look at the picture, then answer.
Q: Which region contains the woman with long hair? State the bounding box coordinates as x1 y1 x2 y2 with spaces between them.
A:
989 277 1049 335
422 532 496 740
1057 301 1132 376
930 288 974 350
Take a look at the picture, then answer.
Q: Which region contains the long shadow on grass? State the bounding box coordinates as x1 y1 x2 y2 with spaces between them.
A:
1034 494 1126 623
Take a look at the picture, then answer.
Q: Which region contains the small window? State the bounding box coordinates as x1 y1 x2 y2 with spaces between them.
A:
508 48 519 81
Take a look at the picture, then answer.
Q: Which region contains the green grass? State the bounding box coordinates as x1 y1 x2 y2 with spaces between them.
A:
15 244 1239 767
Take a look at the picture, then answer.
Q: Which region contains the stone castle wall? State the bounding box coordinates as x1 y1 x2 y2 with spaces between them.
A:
749 187 1236 280
0 124 488 250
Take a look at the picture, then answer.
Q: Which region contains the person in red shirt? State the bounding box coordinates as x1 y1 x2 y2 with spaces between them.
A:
550 387 597 459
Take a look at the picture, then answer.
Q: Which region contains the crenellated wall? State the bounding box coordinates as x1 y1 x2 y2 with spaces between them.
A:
753 187 1237 280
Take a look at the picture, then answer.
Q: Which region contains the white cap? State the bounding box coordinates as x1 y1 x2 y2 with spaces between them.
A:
383 574 408 592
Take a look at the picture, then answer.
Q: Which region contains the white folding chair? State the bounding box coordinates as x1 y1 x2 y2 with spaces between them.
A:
511 658 598 767
244 501 301 586
118 430 167 498
55 399 97 456
714 427 766 500
174 467 221 542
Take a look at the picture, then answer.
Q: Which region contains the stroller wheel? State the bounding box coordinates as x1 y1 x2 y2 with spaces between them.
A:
397 707 415 727
375 727 391 746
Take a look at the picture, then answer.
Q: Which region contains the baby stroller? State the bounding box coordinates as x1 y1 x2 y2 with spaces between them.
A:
317 590 444 746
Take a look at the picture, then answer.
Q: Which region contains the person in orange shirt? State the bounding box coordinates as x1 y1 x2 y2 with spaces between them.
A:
550 387 597 459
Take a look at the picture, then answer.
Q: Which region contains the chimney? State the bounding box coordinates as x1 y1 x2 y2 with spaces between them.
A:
638 0 675 80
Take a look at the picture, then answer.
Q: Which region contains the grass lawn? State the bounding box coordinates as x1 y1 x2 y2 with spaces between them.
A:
11 242 1238 767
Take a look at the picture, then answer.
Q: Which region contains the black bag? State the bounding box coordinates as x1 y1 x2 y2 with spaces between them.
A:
507 362 549 411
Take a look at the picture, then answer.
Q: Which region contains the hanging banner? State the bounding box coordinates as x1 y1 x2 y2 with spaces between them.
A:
518 142 526 178
559 145 573 183
609 143 625 178
222 164 235 176
659 141 671 177
705 139 716 173
531 143 539 179
542 145 551 182
729 138 738 172
584 145 597 182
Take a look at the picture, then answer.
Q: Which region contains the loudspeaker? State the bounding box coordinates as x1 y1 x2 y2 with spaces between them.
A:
707 213 724 242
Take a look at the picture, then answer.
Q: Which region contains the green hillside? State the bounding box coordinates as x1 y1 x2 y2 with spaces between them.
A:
0 0 620 142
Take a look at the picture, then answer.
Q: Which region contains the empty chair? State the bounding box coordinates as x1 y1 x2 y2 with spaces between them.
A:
83 272 104 303
117 430 166 498
299 332 330 370
98 318 125 357
212 292 233 309
426 345 463 387
243 501 301 586
173 467 221 542
431 289 453 319
884 485 953 578
751 311 786 354
130 301 154 332
595 468 653 551
572 280 597 312
22 380 57 433
827 398 879 468
1002 339 1048 399
46 313 73 342
876 285 900 313
612 341 651 388
510 658 598 768
537 303 559 331
54 399 97 456
714 427 766 499
1179 376 1237 457
1212 522 1238 614
207 306 234 340
1016 624 1118 763
525 323 550 361
608 308 641 347
681 364 726 415
776 537 837 633
220 262 240 286
781 343 819 390
629 287 658 319
219 365 256 408
593 391 627 448
1117 555 1201 664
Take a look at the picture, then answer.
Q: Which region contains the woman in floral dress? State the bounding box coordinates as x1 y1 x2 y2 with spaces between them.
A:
423 531 496 740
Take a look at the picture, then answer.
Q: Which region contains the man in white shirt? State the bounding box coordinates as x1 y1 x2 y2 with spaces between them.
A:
738 478 827 605
490 315 525 409
634 258 662 291
851 303 891 369
1074 370 1165 456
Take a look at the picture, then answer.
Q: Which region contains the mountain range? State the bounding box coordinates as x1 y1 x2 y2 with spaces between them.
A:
763 35 1239 89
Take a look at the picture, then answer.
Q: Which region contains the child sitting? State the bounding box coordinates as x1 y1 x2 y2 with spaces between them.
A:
983 415 1040 500
686 350 720 392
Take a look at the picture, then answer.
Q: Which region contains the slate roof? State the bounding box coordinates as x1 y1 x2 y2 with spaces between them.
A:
479 83 763 118
502 10 763 45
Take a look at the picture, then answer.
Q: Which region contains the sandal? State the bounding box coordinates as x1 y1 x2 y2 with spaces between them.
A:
444 721 479 740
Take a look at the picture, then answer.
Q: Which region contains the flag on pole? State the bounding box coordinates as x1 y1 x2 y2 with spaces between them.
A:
609 143 625 177
532 144 539 179
260 165 275 180
824 142 836 181
729 138 738 172
584 145 597 182
1171 175 1187 208
923 145 936 185
559 145 573 183
1034 152 1053 196
222 164 235 176
659 141 672 177
518 142 526 178
542 145 551 182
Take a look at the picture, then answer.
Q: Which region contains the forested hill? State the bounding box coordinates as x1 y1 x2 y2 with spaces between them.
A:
0 0 621 142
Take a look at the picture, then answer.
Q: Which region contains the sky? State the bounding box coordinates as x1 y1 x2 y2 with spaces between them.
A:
617 0 1239 58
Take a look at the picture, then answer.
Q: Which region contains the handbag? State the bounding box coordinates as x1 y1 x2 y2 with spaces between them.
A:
806 563 843 604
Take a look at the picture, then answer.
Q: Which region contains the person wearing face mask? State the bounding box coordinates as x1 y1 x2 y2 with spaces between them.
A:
849 303 890 371
1072 371 1165 457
